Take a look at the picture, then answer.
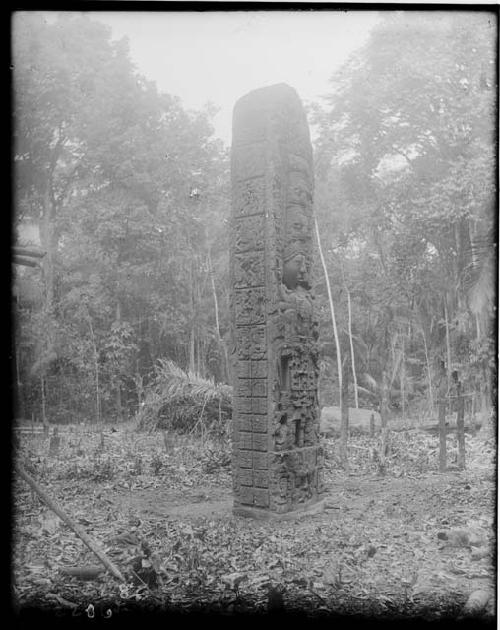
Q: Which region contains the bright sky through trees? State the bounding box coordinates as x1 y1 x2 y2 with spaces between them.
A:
86 10 382 144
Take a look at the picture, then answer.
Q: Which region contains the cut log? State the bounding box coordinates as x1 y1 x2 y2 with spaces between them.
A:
13 255 39 268
13 246 46 258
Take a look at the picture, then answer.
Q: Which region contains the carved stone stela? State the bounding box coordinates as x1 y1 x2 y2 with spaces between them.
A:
230 83 325 518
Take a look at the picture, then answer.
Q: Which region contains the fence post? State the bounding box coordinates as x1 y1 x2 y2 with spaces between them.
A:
438 399 447 472
49 426 60 456
457 389 465 470
369 413 375 438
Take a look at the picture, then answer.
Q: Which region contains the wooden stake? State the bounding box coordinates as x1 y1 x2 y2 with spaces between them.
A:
49 426 60 456
15 463 126 582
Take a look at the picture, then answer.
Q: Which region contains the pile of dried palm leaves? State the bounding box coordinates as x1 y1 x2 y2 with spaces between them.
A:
135 360 232 436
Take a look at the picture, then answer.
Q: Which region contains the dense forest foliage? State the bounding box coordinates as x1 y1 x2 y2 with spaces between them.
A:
12 12 497 428
312 12 497 421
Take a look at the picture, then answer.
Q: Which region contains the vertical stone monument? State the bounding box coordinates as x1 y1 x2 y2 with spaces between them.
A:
230 83 325 518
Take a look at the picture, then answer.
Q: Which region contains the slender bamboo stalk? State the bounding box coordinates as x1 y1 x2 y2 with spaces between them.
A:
314 216 342 403
346 287 359 409
340 359 350 471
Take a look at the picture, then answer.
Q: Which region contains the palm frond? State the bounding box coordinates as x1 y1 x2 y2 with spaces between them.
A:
136 359 232 432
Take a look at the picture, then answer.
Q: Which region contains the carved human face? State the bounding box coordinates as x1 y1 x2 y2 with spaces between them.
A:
287 206 308 241
283 254 308 290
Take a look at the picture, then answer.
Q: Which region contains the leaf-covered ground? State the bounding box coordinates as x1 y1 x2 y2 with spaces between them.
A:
12 423 496 624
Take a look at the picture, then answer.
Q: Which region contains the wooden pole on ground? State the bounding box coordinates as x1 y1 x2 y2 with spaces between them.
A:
15 463 126 582
438 399 447 472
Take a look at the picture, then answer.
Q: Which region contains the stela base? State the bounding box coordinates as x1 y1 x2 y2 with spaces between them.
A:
233 498 325 521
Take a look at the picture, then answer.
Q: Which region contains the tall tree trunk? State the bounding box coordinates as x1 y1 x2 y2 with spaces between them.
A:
15 343 24 419
438 399 447 472
208 250 228 382
40 187 56 309
37 183 58 430
115 377 122 421
340 358 350 471
456 381 465 469
444 300 452 395
189 328 195 374
314 216 342 404
474 312 481 340
197 337 203 376
421 327 434 417
380 369 390 460
114 302 123 422
133 369 144 411
401 334 406 423
40 374 47 427
346 286 359 409
87 311 100 425
208 251 221 340
188 258 196 373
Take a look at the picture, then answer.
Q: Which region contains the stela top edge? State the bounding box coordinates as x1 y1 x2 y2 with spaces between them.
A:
232 83 303 116
231 83 311 148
